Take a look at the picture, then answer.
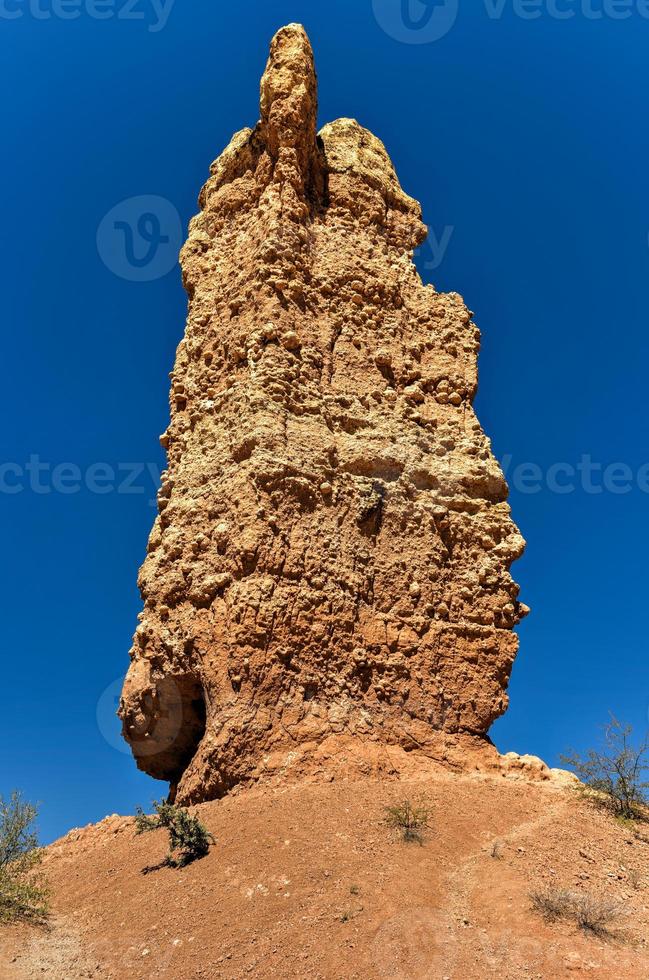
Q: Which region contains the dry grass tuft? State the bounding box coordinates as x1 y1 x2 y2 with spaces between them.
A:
531 887 624 940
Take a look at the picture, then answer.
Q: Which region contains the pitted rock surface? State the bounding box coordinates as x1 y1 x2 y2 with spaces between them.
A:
119 24 527 803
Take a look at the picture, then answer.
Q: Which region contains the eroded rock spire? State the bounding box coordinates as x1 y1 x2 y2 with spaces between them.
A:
119 25 527 803
259 24 318 175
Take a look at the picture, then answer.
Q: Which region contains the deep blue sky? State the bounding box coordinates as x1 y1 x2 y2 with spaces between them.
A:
2 1 647 844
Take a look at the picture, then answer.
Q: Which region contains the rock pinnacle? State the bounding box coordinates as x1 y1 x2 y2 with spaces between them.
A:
119 26 527 803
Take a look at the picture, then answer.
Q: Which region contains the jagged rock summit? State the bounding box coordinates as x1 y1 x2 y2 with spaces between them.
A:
119 24 527 803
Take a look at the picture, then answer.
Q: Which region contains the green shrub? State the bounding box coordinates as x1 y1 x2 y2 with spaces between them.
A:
384 800 430 845
561 716 649 820
135 800 214 867
0 792 49 924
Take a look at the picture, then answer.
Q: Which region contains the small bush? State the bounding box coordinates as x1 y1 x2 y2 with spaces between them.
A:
135 800 214 868
561 716 649 820
0 792 49 924
531 887 623 939
531 887 575 922
573 894 622 937
628 869 642 890
384 800 430 845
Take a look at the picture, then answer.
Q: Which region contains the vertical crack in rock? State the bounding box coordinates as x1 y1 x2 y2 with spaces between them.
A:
119 24 528 803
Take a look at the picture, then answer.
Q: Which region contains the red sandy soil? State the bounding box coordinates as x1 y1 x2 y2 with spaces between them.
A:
2 756 648 979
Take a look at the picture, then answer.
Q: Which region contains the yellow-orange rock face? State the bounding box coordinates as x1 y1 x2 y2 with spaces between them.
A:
119 24 527 803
